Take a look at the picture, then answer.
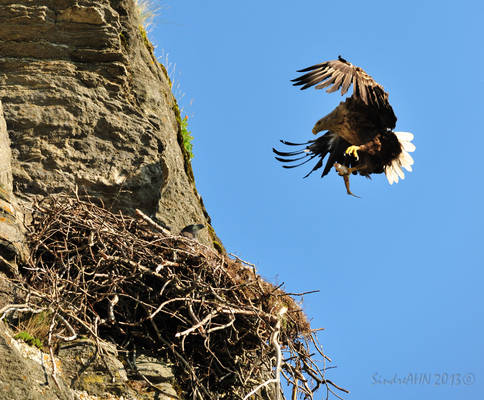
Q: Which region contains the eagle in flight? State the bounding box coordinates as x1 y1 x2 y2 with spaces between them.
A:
273 56 415 197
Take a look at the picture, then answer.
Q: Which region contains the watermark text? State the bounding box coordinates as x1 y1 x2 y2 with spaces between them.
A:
372 372 475 386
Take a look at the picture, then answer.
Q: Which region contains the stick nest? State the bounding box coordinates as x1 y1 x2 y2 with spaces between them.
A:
18 195 347 399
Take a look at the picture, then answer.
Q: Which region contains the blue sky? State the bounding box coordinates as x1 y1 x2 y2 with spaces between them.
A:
148 1 483 398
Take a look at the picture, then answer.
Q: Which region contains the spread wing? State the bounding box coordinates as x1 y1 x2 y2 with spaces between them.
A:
291 57 390 110
273 133 352 178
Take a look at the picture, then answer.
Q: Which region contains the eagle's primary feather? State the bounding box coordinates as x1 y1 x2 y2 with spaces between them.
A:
291 56 391 110
274 56 415 194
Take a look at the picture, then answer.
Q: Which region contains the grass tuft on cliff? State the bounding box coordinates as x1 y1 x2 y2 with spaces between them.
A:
181 115 194 159
134 0 159 29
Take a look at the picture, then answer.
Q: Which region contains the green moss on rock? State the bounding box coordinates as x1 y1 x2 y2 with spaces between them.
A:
14 331 43 350
139 24 156 64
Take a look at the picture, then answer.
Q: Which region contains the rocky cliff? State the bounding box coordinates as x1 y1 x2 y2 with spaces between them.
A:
0 0 219 398
0 0 218 247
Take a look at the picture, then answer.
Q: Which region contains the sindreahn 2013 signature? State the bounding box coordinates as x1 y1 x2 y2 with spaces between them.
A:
371 372 475 386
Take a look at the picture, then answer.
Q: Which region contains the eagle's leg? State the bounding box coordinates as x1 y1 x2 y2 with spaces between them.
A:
345 145 361 160
334 163 361 198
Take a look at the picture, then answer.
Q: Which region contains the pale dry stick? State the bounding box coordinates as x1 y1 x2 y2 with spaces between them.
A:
150 297 250 322
307 355 333 393
310 333 333 362
206 313 235 334
149 297 190 320
48 345 62 389
180 300 204 352
157 277 173 297
228 252 257 270
292 379 299 400
0 304 47 321
280 289 320 296
187 302 203 332
282 362 307 383
301 354 350 397
54 313 77 341
325 386 347 400
47 312 62 390
117 292 156 311
242 306 287 400
241 354 278 397
102 254 174 279
301 361 323 394
279 369 300 400
135 208 171 235
324 380 350 395
295 372 312 400
210 254 225 276
272 306 287 400
220 307 276 321
202 335 234 375
176 306 222 337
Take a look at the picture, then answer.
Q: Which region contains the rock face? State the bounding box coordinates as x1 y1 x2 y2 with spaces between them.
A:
0 315 179 400
0 100 27 276
0 0 224 398
0 322 70 400
0 0 218 247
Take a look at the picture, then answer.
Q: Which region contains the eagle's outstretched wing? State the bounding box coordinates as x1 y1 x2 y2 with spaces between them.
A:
291 57 390 110
273 133 351 178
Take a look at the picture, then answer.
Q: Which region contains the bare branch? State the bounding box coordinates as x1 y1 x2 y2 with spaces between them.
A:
135 208 171 235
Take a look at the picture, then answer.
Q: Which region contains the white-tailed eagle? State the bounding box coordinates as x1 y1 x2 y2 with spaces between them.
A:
273 56 415 197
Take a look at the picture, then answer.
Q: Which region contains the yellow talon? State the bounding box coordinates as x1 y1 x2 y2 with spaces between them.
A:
345 145 360 160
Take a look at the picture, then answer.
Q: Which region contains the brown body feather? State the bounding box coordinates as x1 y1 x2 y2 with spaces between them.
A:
312 96 397 145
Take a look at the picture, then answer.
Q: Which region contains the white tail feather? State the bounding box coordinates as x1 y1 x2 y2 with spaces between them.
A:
394 131 414 141
385 131 416 185
401 141 416 152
